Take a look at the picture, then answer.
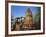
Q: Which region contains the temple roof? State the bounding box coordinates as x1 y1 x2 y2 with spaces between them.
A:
27 8 31 12
26 8 32 14
26 8 32 16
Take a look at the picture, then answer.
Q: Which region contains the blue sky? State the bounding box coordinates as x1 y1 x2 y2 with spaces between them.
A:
11 6 40 18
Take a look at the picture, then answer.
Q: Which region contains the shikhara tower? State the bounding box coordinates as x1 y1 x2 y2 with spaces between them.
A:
23 8 33 30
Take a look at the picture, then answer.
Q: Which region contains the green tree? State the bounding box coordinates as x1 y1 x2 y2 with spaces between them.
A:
34 8 40 29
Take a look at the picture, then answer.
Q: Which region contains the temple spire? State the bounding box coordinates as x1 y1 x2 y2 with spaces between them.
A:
25 8 32 16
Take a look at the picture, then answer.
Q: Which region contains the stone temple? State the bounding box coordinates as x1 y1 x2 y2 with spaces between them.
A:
22 8 33 30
